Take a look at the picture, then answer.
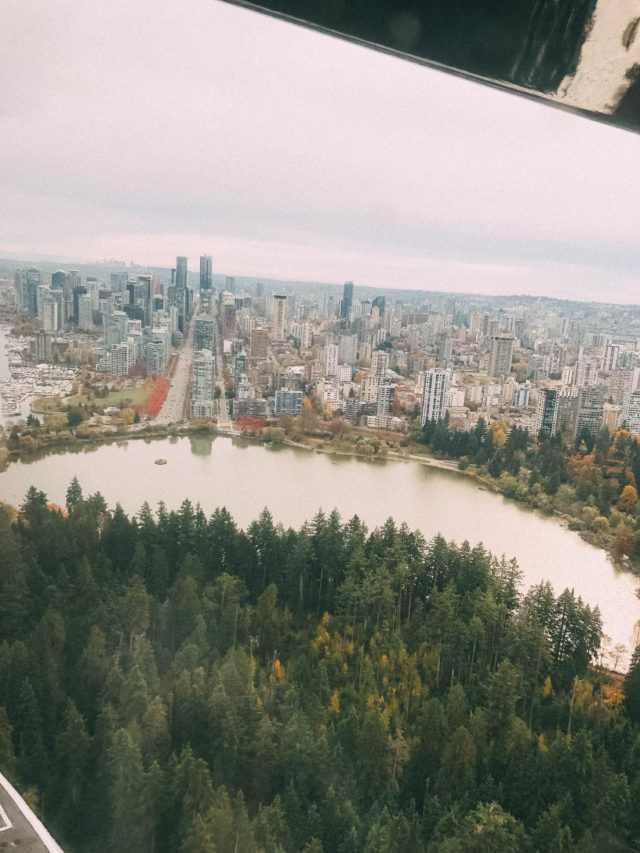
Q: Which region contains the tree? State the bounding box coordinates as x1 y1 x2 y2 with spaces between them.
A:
108 728 150 852
0 707 16 777
449 801 528 851
66 476 83 513
617 484 638 515
624 644 640 724
55 700 90 808
67 407 84 427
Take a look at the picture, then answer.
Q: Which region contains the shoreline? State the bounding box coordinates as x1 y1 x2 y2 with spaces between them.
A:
1 421 637 578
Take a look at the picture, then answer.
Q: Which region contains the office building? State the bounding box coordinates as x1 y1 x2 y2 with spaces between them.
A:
341 281 353 320
110 272 128 293
77 294 93 331
15 268 41 316
372 294 386 315
199 255 212 292
51 270 66 291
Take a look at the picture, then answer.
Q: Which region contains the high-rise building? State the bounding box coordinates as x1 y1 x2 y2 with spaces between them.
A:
72 286 87 325
361 373 379 404
146 339 168 375
51 270 66 291
339 333 358 364
191 349 216 418
575 386 605 440
535 389 558 439
234 349 247 389
199 255 212 292
602 343 620 372
325 343 339 377
275 389 303 415
421 368 451 426
172 256 188 331
250 327 269 359
110 272 128 293
622 390 640 436
175 256 188 290
272 294 287 341
341 281 353 320
194 316 215 350
221 293 237 342
372 294 386 316
77 294 93 331
377 383 397 416
35 330 53 363
488 334 515 380
371 349 389 379
130 274 152 327
555 391 578 436
15 268 41 316
38 287 63 332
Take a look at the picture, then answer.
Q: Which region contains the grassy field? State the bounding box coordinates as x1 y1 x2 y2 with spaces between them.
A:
65 385 150 408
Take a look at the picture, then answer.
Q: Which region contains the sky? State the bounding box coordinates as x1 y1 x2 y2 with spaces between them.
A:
2 0 640 302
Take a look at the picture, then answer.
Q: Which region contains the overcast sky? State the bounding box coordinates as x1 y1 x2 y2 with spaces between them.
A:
2 0 640 301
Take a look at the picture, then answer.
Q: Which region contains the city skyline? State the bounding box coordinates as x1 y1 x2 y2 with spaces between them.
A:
3 1 640 303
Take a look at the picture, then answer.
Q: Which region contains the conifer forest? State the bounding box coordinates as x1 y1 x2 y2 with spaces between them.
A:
2 479 640 852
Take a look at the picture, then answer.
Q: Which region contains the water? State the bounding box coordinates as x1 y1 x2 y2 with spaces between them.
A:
0 434 638 652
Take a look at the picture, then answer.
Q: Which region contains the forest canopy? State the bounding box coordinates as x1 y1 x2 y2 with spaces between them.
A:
0 480 637 852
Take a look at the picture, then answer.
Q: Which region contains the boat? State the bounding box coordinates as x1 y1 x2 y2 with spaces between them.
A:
154 458 167 465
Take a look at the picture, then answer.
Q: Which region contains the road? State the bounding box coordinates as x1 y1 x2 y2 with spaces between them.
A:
156 318 195 425
214 319 232 431
0 771 64 851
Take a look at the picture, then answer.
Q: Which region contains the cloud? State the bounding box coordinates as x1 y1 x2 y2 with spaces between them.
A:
2 0 640 302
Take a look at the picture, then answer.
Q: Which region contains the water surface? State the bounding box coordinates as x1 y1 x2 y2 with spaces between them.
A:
0 435 637 652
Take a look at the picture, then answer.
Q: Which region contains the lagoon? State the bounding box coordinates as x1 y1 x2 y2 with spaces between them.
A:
0 433 637 654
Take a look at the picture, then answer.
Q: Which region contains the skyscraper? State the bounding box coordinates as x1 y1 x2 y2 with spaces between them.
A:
325 343 339 377
341 281 353 319
172 256 188 331
16 268 41 316
250 327 269 359
488 334 515 380
175 256 188 290
51 270 66 291
371 349 389 379
421 368 451 426
272 294 287 341
199 255 212 293
372 294 386 316
191 349 216 417
575 386 605 440
221 293 237 342
535 388 558 439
